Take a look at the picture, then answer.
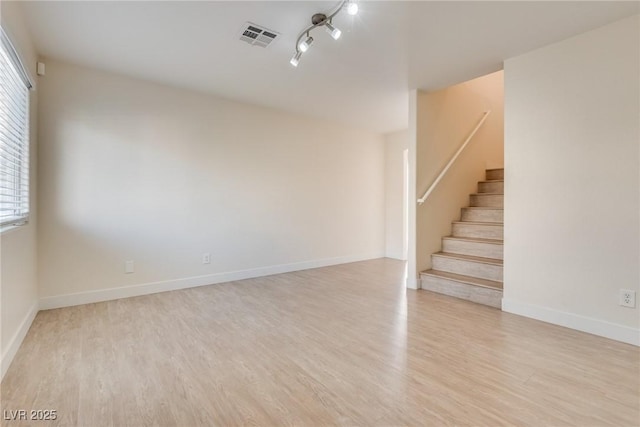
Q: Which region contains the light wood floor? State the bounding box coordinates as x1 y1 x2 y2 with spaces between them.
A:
1 259 638 426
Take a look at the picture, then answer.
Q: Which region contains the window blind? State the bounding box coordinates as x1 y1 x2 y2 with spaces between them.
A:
0 28 32 228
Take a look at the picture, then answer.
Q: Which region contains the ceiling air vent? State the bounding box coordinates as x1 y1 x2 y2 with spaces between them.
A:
239 22 279 48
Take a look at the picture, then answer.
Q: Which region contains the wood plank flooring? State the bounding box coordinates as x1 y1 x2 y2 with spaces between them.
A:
1 259 638 426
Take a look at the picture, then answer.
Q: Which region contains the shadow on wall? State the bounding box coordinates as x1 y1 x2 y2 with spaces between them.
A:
37 60 387 301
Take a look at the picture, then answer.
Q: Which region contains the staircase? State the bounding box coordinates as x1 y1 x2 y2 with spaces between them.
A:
420 168 504 309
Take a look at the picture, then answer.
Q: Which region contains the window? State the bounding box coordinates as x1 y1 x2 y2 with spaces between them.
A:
0 28 32 228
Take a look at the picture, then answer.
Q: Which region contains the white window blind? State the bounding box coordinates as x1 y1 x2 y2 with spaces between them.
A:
0 28 32 228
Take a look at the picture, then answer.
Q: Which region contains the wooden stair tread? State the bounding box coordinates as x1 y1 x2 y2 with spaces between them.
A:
433 252 503 266
423 167 505 308
453 221 503 225
442 236 503 245
421 270 503 291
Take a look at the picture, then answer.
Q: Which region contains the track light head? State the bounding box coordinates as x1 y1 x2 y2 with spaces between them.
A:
325 22 342 40
299 36 314 53
290 51 302 67
346 1 358 15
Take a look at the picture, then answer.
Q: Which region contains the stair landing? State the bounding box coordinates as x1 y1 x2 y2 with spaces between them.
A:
420 270 502 308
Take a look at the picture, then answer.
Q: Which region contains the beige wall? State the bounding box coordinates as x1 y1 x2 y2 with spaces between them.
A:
384 130 408 260
37 60 386 304
0 1 39 378
415 71 504 276
503 15 639 344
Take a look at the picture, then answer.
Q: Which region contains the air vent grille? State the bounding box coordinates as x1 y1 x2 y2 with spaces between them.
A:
239 22 279 48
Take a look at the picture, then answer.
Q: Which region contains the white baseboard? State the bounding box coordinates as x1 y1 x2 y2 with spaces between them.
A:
406 276 420 290
1 302 38 380
502 298 640 346
39 253 385 310
384 252 406 261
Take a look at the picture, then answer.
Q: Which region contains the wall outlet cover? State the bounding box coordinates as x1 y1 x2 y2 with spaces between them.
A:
125 260 135 274
619 289 636 308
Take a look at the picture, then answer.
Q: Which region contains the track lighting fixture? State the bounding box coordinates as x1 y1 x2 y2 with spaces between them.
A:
325 22 342 40
290 0 358 67
298 35 314 52
290 51 302 67
346 1 359 15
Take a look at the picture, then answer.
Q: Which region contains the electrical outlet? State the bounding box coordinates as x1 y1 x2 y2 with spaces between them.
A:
619 289 636 308
125 260 135 274
202 253 211 264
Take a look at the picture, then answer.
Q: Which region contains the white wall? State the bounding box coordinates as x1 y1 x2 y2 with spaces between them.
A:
503 15 640 345
37 60 386 307
407 91 418 289
0 1 39 378
384 130 408 260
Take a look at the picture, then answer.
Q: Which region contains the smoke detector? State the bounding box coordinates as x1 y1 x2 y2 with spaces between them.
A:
239 23 279 48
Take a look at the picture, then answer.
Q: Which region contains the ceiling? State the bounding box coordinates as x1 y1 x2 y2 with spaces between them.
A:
18 1 639 133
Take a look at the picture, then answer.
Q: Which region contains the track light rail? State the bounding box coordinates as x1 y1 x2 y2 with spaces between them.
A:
290 0 358 67
294 0 347 55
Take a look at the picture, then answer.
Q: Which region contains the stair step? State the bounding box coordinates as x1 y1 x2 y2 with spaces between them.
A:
452 221 503 239
442 236 504 260
470 193 503 208
420 270 503 309
478 180 504 193
461 207 503 223
432 252 503 281
486 168 504 180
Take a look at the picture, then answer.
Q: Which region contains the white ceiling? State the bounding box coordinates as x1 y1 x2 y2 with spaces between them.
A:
18 1 639 133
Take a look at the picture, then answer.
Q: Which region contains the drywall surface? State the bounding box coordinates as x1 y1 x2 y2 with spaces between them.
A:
384 130 408 260
415 71 504 276
503 15 639 344
0 0 39 378
407 91 418 289
37 60 385 303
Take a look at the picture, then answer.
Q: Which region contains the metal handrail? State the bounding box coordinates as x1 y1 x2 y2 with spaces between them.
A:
417 110 491 205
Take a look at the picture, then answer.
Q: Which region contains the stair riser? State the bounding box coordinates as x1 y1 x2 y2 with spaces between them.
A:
443 239 504 260
478 181 503 193
420 275 502 309
486 169 504 180
470 194 503 208
432 256 503 282
461 208 503 223
453 223 503 239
